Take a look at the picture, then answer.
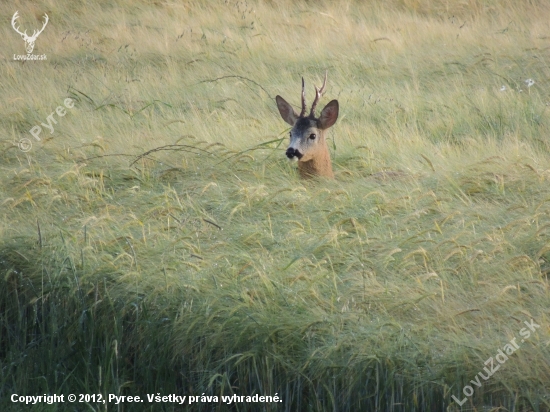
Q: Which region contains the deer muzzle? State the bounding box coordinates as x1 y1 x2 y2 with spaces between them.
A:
286 147 303 160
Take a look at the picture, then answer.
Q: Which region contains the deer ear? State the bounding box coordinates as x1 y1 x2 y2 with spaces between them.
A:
319 100 339 129
276 96 298 126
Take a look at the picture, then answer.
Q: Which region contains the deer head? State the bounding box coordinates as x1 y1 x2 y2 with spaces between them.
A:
276 72 339 179
12 11 49 54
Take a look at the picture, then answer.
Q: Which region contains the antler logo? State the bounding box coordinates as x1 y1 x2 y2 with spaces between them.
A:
11 11 49 54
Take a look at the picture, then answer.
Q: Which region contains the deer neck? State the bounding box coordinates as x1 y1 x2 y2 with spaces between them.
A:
298 142 334 179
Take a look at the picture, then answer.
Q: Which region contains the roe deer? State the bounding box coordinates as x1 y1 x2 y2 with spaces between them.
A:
276 72 339 179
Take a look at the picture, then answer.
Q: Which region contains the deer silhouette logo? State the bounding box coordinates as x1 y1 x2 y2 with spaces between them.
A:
11 11 49 54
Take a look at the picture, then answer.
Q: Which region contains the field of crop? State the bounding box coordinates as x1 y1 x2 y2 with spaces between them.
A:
1 0 550 410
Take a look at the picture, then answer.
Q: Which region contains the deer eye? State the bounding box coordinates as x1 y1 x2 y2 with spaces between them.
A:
309 133 316 140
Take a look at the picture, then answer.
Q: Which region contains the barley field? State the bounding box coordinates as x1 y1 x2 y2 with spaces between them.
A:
1 0 550 411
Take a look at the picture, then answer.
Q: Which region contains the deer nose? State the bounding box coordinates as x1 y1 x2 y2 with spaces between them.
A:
286 148 303 159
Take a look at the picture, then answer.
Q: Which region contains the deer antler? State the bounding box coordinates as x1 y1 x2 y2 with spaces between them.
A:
11 11 27 38
299 77 307 117
33 13 49 39
309 71 328 118
11 11 49 40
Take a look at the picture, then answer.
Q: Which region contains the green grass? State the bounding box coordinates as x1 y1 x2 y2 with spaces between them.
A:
1 0 550 410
